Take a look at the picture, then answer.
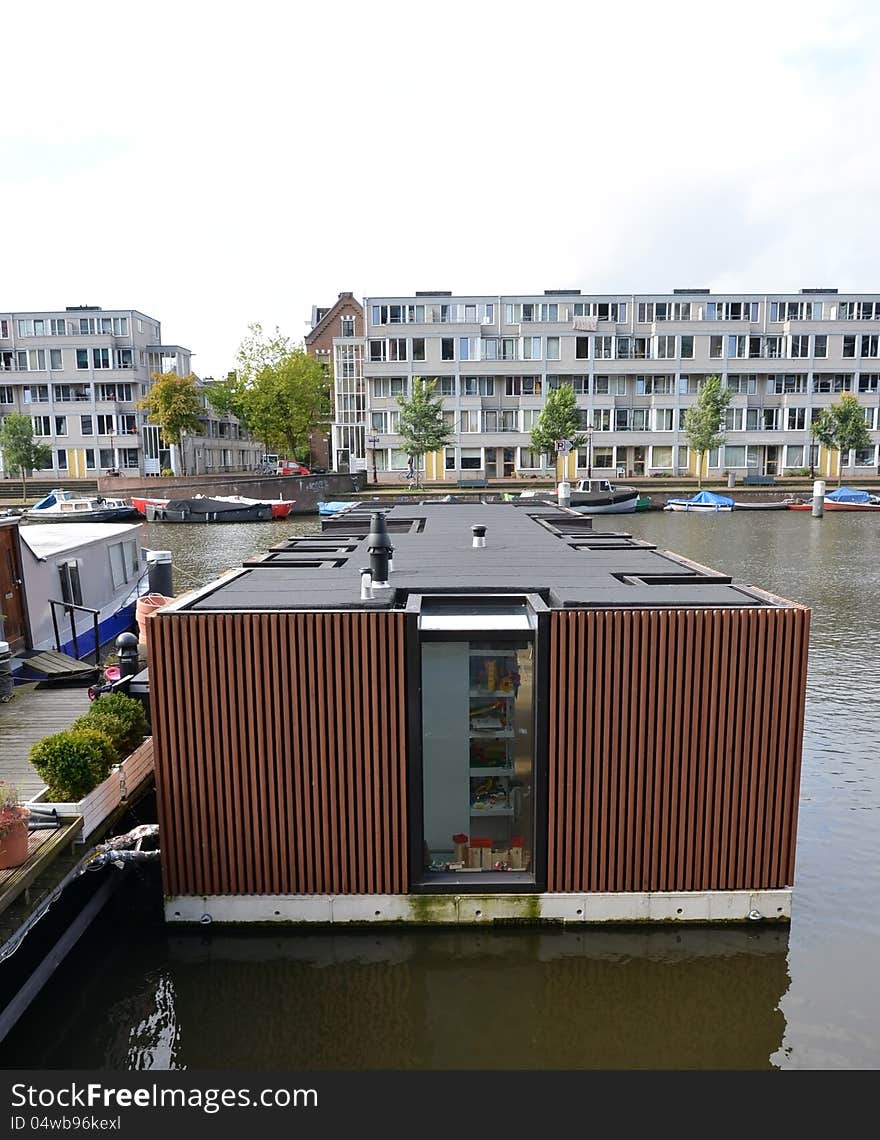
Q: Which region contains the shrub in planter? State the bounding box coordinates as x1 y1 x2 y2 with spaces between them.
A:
28 727 117 802
71 711 128 761
84 692 148 754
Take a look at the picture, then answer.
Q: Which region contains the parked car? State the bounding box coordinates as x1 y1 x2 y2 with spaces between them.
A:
277 461 310 476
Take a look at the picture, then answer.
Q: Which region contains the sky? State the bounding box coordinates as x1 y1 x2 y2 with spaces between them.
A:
3 0 880 379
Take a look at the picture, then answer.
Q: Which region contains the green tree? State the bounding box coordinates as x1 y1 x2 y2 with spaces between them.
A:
137 372 204 476
0 412 52 499
529 383 585 481
682 374 731 487
396 378 453 489
206 324 328 462
811 393 872 486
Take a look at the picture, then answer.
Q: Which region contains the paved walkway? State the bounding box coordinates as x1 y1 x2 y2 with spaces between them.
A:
0 682 93 800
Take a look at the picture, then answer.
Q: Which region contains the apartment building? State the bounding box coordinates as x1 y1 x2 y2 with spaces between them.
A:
0 306 260 479
342 288 880 482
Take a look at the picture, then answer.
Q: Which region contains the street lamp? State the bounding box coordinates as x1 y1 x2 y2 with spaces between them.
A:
366 433 379 485
585 425 593 480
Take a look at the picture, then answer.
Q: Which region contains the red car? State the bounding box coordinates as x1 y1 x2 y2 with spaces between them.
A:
277 461 310 476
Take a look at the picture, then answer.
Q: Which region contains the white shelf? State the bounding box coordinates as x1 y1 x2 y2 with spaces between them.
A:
469 766 513 776
469 649 518 657
469 688 515 697
470 806 514 816
469 728 514 739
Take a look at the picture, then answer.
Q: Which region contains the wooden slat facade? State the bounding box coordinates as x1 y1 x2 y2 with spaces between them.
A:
546 607 811 894
149 612 408 898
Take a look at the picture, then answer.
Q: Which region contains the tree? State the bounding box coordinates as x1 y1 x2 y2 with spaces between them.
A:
137 372 204 476
811 393 871 487
0 413 52 499
205 324 329 462
529 383 585 482
682 374 731 488
396 378 453 489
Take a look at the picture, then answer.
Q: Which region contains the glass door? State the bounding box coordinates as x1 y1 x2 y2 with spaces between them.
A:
420 635 534 883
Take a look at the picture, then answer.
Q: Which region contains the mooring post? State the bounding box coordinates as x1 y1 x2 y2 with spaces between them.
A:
812 478 826 518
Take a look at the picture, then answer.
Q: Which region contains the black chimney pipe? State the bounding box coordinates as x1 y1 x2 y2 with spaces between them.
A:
367 511 393 585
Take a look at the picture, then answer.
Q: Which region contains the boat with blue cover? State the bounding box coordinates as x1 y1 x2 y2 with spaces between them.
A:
664 490 734 513
786 486 880 511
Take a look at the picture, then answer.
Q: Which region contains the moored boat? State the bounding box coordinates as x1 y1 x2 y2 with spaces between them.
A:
318 501 358 516
209 495 295 519
145 496 274 523
664 490 734 513
786 486 880 511
732 498 793 511
556 478 641 514
131 496 168 516
24 488 140 523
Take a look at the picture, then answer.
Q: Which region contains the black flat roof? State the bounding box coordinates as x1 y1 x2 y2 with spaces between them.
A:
177 502 793 614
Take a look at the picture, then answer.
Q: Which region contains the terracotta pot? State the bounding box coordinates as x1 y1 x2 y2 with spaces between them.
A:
0 813 29 870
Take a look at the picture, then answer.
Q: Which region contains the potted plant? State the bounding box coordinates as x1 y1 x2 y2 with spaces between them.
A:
0 780 30 869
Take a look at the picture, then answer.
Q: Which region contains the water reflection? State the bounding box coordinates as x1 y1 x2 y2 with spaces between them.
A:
0 898 789 1071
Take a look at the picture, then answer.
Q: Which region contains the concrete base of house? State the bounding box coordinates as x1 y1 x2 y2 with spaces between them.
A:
165 889 791 926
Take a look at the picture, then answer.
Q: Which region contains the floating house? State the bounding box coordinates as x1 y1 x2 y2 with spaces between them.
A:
149 502 810 927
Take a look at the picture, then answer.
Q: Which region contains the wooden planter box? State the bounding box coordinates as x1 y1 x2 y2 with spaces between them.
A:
27 738 154 844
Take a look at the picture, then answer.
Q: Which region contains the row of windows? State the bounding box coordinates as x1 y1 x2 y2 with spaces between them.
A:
27 413 140 437
374 441 878 474
365 298 880 329
0 383 141 404
14 447 142 474
366 373 880 400
0 347 135 372
367 404 879 436
7 316 131 338
365 332 880 364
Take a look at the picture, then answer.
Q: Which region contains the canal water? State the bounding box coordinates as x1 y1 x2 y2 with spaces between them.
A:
1 507 877 1069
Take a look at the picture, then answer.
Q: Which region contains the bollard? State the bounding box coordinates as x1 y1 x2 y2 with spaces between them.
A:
812 478 826 518
558 480 571 508
116 631 140 678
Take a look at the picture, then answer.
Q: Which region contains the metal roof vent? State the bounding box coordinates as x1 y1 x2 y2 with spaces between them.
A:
471 524 487 548
367 511 393 587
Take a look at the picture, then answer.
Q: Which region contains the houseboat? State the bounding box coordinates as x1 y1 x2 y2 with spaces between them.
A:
0 515 149 665
146 500 810 928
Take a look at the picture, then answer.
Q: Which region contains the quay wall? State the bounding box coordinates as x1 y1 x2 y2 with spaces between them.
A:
96 472 367 515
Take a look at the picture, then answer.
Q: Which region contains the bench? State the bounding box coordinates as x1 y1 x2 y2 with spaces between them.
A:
458 478 488 488
743 474 776 486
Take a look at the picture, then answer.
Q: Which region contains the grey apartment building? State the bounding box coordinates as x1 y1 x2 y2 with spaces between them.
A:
0 306 260 479
333 288 880 482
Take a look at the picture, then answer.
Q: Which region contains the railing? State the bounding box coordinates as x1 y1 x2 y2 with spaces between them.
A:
48 599 101 664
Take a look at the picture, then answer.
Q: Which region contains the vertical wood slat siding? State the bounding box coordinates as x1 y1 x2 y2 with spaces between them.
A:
547 607 810 894
149 611 408 898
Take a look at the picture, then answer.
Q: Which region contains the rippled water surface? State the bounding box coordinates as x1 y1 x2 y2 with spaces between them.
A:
1 509 877 1070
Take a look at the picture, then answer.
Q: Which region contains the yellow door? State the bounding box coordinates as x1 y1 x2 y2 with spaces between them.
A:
66 448 87 477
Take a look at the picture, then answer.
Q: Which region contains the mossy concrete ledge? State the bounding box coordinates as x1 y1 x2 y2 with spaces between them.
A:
164 889 791 927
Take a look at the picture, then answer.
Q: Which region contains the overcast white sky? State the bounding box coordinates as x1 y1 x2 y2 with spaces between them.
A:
3 0 879 378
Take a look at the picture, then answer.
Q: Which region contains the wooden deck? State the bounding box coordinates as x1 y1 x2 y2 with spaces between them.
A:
0 681 94 800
